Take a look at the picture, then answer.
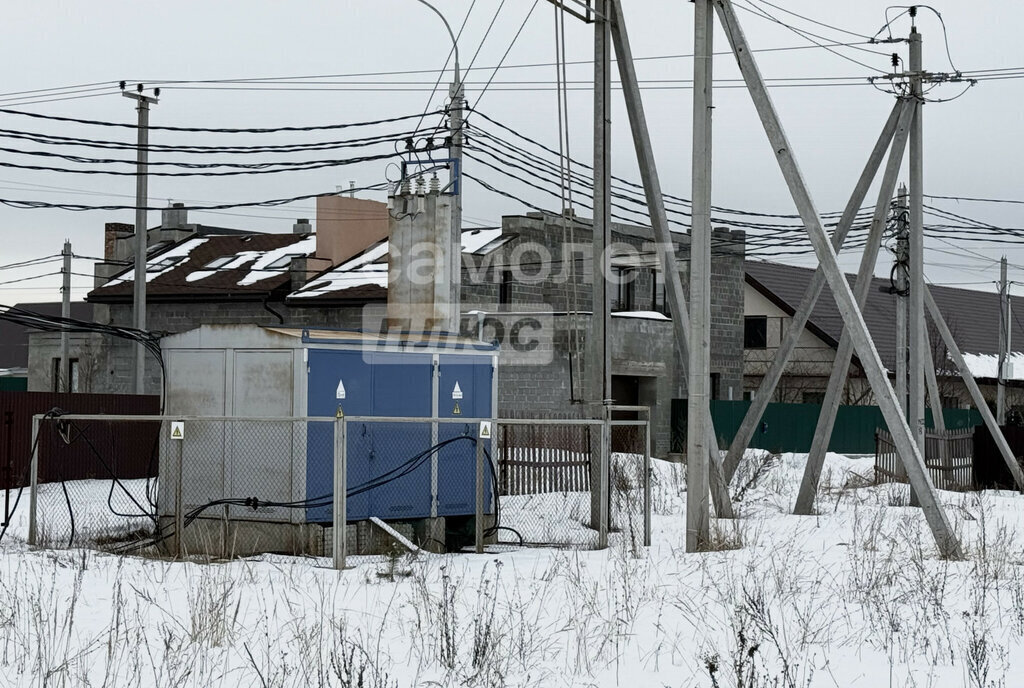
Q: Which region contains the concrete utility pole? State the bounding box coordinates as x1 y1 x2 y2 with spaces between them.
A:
608 0 734 521
122 84 157 395
447 46 464 333
720 101 906 482
794 102 915 515
998 256 1009 425
686 0 714 552
895 184 909 415
908 25 926 456
713 0 960 558
415 0 462 332
589 0 612 530
60 239 71 393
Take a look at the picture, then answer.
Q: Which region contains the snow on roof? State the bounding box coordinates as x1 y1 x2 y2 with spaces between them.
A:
959 352 1024 381
108 238 209 285
237 235 317 286
291 229 508 300
290 240 390 299
611 310 671 321
461 227 507 254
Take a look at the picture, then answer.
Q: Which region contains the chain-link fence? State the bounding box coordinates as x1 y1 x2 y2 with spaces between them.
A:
27 415 162 549
22 412 649 563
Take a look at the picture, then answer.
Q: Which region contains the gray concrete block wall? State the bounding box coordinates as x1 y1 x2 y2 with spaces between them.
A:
60 212 745 457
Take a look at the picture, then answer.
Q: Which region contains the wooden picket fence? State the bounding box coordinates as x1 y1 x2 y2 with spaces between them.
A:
875 428 974 491
497 417 594 496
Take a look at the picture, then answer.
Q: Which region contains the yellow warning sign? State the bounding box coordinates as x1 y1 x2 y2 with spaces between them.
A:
453 401 462 416
170 421 185 440
478 421 492 439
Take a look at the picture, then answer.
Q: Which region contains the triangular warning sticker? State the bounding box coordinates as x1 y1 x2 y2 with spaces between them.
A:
171 426 182 439
452 381 463 400
479 421 492 439
336 379 346 400
453 401 462 415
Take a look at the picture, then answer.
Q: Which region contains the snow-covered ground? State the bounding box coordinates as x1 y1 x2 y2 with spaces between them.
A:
2 450 1024 687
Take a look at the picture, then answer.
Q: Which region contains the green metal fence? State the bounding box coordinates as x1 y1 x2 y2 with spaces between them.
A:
671 399 983 455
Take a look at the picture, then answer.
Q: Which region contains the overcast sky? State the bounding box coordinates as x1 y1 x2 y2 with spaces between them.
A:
1 0 1022 307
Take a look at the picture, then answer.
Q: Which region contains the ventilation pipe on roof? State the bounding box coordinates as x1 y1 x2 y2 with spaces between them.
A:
161 202 187 229
293 218 312 234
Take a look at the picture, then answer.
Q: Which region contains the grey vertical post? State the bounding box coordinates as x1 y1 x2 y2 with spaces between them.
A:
998 257 1009 425
448 74 464 332
926 288 1024 489
589 0 612 530
712 0 960 558
908 28 926 456
475 431 485 554
793 101 914 515
122 87 158 395
686 0 713 552
722 101 906 482
896 184 909 415
27 415 40 546
643 413 652 547
598 413 610 549
175 427 184 559
607 0 734 520
60 239 71 393
924 342 946 432
333 417 348 570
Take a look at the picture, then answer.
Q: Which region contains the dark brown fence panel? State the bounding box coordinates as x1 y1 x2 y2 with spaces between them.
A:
497 410 594 496
1 392 160 491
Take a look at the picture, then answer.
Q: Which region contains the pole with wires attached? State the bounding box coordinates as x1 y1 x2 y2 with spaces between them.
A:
60 239 71 393
998 256 1009 425
121 82 158 395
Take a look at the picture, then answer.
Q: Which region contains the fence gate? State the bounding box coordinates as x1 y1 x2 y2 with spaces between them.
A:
875 428 974 491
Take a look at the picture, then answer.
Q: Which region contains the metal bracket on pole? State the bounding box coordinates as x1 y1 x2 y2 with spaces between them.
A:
712 0 961 557
721 100 907 483
608 0 735 522
793 100 915 514
925 287 1024 490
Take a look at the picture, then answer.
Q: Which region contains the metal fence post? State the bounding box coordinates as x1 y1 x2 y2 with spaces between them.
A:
175 427 184 559
333 416 347 570
27 415 40 546
475 429 485 554
644 416 652 547
599 413 610 549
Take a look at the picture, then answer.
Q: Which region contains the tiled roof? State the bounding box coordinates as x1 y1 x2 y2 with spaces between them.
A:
89 233 316 302
745 261 1021 375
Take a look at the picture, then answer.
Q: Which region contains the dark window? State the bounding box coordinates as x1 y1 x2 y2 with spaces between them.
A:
613 267 635 311
710 373 721 401
941 396 959 410
744 316 768 349
498 270 512 307
52 357 79 393
652 270 668 315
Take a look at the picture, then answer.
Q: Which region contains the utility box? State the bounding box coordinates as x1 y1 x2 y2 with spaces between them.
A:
160 324 497 554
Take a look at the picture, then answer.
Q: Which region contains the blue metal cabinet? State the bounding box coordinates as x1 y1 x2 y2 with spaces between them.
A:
436 354 494 517
305 344 494 525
